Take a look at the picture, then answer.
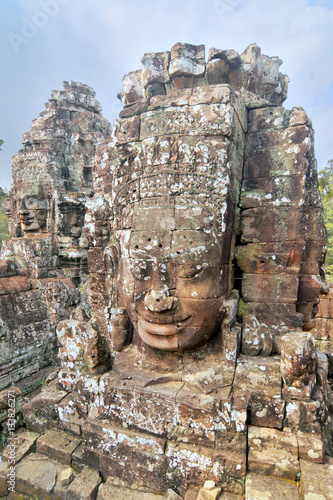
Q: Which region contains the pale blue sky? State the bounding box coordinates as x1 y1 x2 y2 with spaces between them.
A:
1 0 333 188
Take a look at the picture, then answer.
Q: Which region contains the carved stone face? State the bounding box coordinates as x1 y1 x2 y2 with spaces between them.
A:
117 202 227 351
18 196 48 234
59 206 84 238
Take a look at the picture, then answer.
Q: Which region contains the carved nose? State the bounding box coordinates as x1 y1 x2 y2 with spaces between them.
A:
144 290 178 313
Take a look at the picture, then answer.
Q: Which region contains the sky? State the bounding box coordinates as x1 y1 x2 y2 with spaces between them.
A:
1 0 333 189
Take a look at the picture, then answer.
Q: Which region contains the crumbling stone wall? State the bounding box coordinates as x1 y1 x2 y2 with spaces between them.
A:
237 105 327 351
0 81 111 396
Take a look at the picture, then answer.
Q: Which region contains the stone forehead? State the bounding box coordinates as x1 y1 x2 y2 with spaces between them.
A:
132 200 216 231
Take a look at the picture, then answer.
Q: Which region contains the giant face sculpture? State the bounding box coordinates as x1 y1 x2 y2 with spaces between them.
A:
114 200 229 351
18 196 49 234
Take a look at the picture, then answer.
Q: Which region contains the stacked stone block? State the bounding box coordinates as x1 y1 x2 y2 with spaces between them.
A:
237 105 326 350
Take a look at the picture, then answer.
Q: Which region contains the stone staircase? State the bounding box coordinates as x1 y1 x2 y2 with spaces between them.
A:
1 428 333 499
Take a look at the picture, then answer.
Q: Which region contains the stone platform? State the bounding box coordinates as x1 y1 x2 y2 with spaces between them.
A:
1 427 333 499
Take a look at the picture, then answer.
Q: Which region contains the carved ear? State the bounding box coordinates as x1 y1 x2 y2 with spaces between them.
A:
104 239 120 278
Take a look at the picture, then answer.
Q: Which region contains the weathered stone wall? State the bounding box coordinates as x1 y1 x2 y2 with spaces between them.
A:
0 81 111 396
237 105 327 351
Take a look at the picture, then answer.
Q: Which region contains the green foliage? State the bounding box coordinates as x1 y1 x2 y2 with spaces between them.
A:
323 198 333 279
319 160 333 280
0 186 10 248
319 159 333 200
0 139 3 151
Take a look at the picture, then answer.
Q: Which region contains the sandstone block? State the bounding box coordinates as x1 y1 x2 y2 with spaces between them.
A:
206 58 229 85
66 466 101 500
245 473 299 499
240 301 303 333
196 486 221 499
282 373 316 401
169 43 206 79
59 467 74 486
247 106 290 132
15 453 73 499
23 380 67 432
165 489 183 499
285 400 321 434
281 331 317 388
58 392 88 428
98 372 178 435
119 98 150 118
72 443 101 473
240 173 311 209
113 115 140 144
97 480 164 499
297 430 324 463
300 457 333 499
36 429 81 465
0 276 32 296
247 395 285 429
244 126 312 179
208 48 241 66
141 51 170 87
99 446 168 493
82 418 166 456
233 355 281 398
214 431 247 478
248 445 300 480
241 313 273 356
1 429 39 464
241 206 303 243
184 485 201 500
235 241 304 275
289 106 312 127
140 103 241 141
119 70 144 106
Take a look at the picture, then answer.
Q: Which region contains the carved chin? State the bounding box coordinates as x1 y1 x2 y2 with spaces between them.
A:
138 320 179 350
137 317 221 351
21 222 40 232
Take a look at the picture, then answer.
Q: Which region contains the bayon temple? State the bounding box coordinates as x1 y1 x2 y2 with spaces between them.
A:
0 42 333 499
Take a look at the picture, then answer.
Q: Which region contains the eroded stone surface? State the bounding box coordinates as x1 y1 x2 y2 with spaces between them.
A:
245 473 299 499
97 480 164 499
36 429 81 465
300 457 333 499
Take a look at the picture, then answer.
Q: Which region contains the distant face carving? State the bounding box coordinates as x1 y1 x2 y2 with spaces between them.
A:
117 203 227 351
19 196 48 234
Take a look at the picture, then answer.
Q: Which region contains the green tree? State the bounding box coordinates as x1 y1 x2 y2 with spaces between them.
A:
0 186 10 248
319 160 333 280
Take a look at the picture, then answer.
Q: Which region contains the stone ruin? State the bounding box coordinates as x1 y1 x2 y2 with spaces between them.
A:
0 42 333 499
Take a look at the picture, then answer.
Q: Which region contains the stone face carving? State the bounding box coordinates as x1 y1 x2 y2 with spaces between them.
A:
18 195 49 235
91 81 244 353
0 81 111 393
1 43 333 499
118 201 226 350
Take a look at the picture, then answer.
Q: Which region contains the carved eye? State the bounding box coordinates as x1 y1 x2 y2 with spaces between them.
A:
131 261 149 280
177 264 206 279
105 245 119 278
26 198 37 208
